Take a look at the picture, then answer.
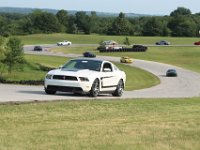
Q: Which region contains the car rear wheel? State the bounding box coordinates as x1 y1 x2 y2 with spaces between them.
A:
112 79 124 97
45 88 56 95
90 79 100 97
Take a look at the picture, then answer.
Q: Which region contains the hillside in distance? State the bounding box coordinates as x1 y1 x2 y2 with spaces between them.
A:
0 7 152 17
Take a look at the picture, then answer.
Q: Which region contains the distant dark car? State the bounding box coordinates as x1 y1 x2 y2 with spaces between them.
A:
156 40 170 45
194 41 200 45
132 45 148 51
33 46 42 51
166 69 177 77
83 52 96 58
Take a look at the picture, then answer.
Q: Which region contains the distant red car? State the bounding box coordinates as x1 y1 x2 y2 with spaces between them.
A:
194 41 200 45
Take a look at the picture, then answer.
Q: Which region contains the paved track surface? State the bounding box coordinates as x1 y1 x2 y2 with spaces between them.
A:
1 46 200 103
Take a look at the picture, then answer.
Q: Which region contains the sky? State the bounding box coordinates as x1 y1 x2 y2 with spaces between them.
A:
0 0 199 15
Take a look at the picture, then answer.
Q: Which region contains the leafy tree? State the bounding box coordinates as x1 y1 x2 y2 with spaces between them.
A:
75 11 92 34
129 17 143 36
0 37 6 75
67 15 78 34
142 17 170 36
108 12 132 35
19 17 34 34
30 11 62 33
170 7 191 17
4 37 25 73
89 11 98 33
168 16 197 37
123 37 131 45
97 17 113 34
56 10 68 32
0 16 10 36
56 10 68 26
191 15 200 36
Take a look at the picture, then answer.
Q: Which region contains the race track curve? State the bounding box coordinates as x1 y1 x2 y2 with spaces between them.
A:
0 46 200 103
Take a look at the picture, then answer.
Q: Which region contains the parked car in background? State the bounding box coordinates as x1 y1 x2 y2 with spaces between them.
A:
44 58 126 97
155 40 170 45
132 45 148 51
57 40 72 46
166 69 177 77
33 46 42 51
97 40 123 50
83 52 96 58
194 41 200 45
120 57 133 63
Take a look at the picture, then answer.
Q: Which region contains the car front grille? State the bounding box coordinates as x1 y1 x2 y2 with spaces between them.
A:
53 75 78 81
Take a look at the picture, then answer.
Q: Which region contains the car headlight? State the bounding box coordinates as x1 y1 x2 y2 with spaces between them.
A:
79 77 89 82
46 74 53 79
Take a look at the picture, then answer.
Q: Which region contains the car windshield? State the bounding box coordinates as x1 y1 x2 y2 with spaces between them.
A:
167 69 176 72
61 59 102 72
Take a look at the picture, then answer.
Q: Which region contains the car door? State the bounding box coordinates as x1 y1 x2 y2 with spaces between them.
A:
100 62 119 91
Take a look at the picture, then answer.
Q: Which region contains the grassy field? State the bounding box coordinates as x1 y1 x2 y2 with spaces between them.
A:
17 33 200 45
1 54 159 91
0 98 200 150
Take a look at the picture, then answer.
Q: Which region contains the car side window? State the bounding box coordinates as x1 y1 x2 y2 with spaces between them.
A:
103 63 112 72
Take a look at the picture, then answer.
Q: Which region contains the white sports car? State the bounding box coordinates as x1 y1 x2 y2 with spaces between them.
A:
44 58 126 97
57 40 72 46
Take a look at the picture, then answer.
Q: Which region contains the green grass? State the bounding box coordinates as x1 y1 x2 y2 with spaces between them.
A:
17 33 200 45
0 98 200 150
1 54 159 91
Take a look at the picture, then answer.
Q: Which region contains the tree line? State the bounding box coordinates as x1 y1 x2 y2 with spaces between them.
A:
0 7 200 37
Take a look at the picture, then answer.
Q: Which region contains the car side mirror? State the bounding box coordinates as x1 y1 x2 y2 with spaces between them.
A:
59 65 63 69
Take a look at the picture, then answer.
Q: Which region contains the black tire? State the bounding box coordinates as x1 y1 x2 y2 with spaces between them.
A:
45 88 56 95
73 92 82 96
112 80 124 97
90 79 100 97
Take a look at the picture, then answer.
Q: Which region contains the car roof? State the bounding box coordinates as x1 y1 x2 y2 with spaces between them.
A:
167 69 176 71
71 57 107 63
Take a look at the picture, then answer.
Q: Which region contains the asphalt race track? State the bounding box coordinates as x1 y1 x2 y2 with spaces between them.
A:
0 45 200 103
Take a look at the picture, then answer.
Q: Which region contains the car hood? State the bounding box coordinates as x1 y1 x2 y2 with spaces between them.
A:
47 69 99 77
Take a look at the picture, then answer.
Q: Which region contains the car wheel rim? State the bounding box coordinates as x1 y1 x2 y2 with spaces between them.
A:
118 81 123 94
93 80 99 95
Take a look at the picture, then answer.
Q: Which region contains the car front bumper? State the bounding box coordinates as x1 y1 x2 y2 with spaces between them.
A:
44 79 92 93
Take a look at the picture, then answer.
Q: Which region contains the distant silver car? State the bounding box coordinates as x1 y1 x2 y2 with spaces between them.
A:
155 40 170 45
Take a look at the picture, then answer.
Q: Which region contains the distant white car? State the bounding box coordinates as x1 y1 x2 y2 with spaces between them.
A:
44 58 126 97
57 40 72 46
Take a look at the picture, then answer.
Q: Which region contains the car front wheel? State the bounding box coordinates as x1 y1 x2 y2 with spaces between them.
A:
90 79 100 97
45 88 56 95
112 79 124 97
